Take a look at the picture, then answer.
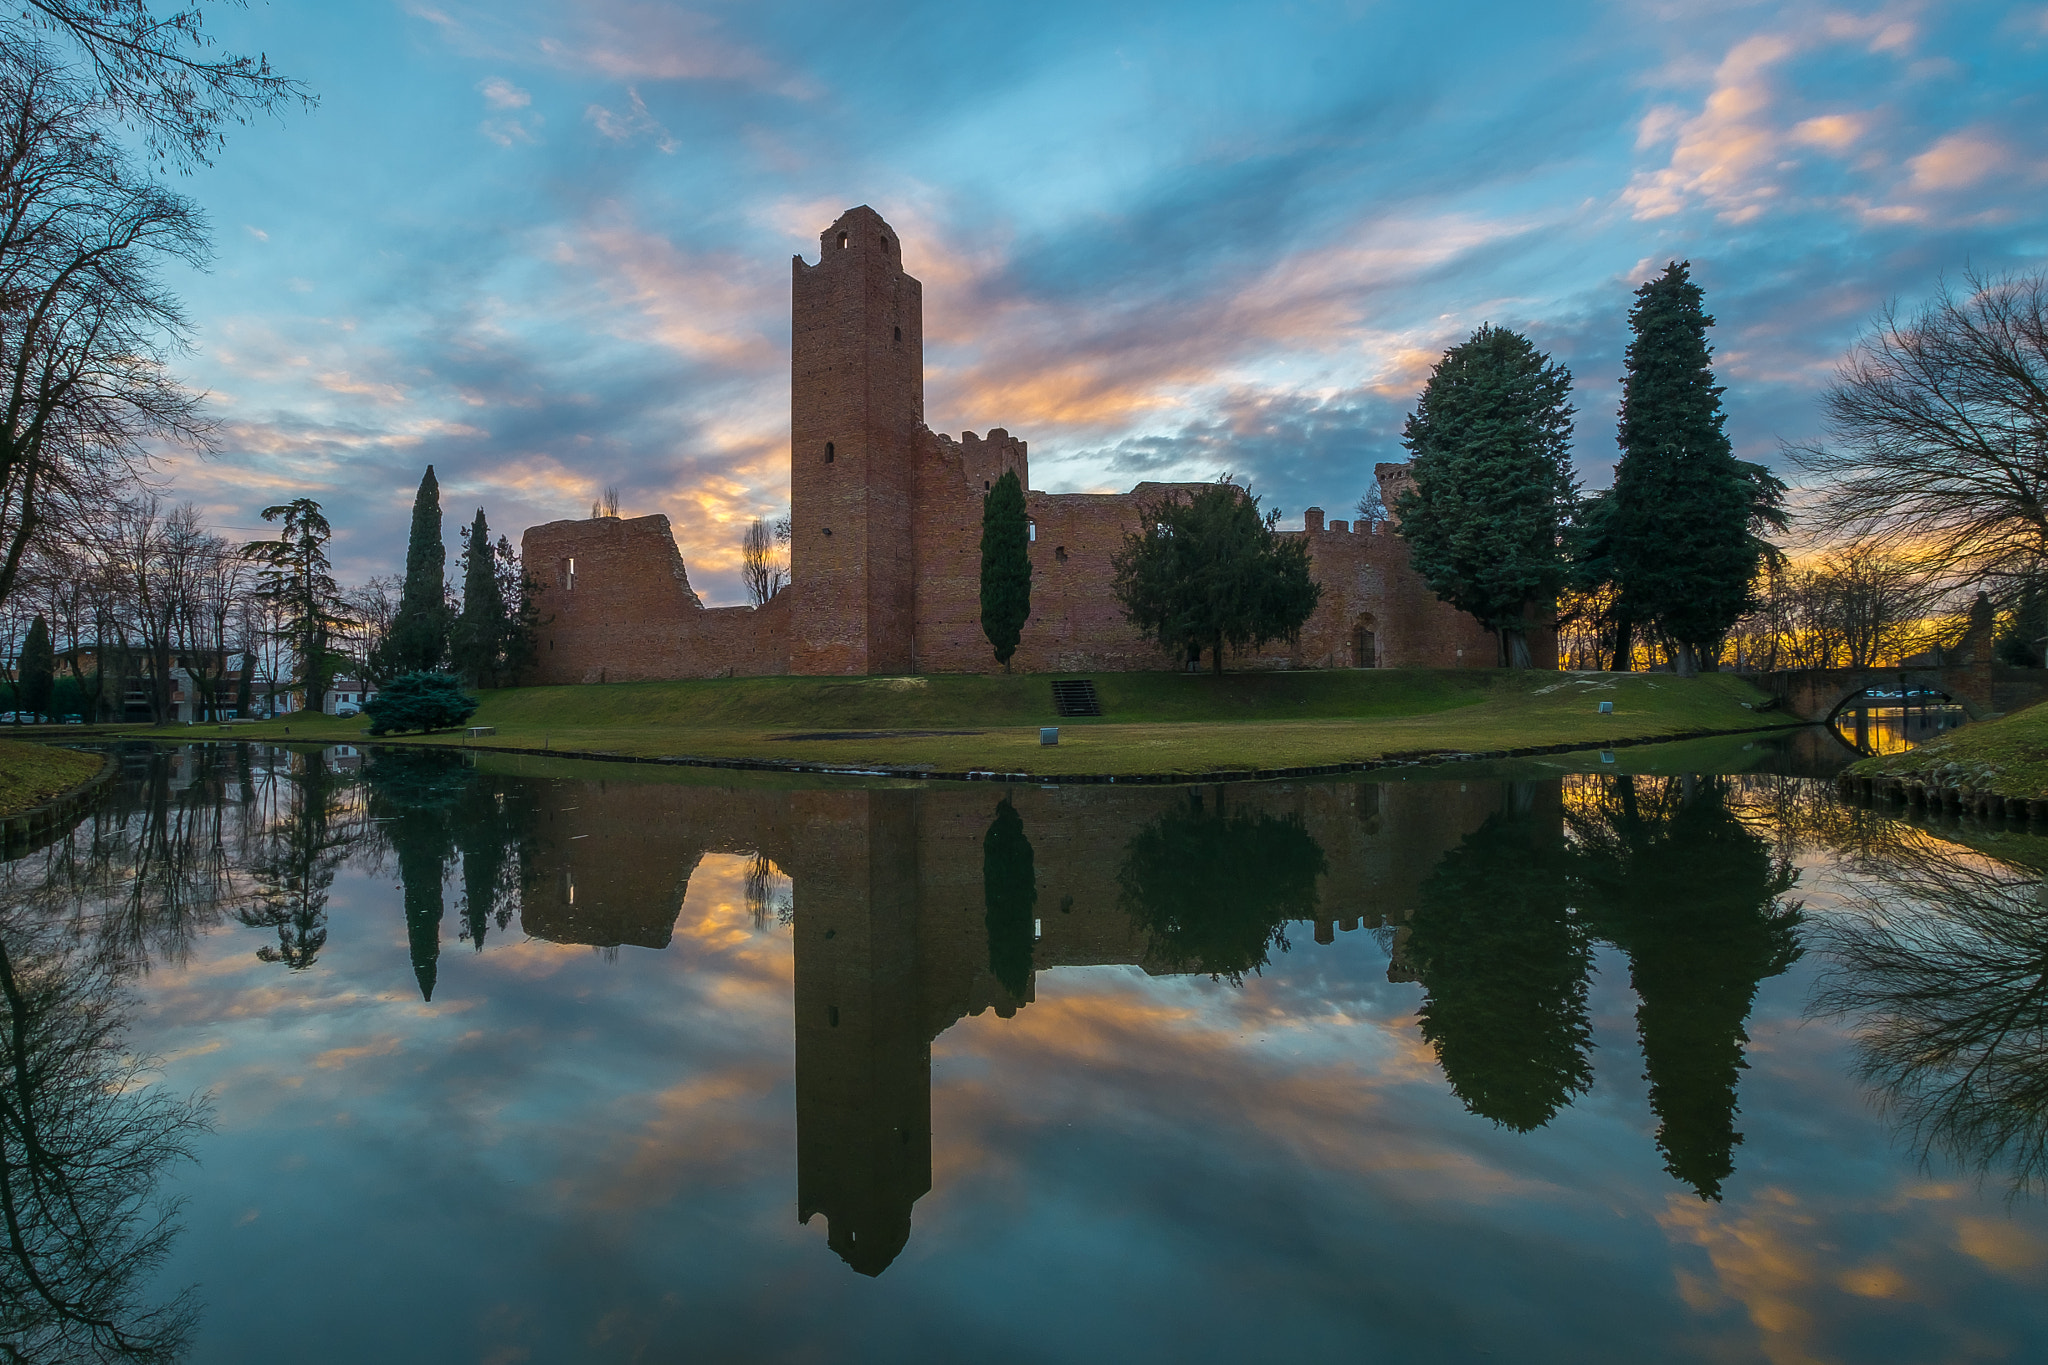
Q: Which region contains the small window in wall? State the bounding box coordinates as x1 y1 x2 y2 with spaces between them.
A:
1055 546 1069 563
825 441 835 463
823 527 833 537
1028 520 1036 542
879 236 888 250
893 325 901 342
563 557 576 590
837 231 848 249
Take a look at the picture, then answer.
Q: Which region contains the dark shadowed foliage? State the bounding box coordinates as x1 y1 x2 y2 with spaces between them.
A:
1116 790 1325 983
365 749 472 1003
1404 791 1593 1132
364 672 477 736
382 466 451 676
1605 263 1786 675
979 470 1032 671
1570 775 1803 1200
1395 325 1577 669
1111 479 1320 675
982 797 1036 1000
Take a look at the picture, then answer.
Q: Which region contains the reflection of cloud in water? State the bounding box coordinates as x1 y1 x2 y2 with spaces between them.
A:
13 746 2048 1359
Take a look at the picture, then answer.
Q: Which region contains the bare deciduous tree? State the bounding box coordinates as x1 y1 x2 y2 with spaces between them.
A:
740 516 787 606
9 2 314 166
1796 269 2048 602
0 51 211 619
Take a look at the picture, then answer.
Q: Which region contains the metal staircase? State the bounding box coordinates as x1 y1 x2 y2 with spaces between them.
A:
1050 679 1102 717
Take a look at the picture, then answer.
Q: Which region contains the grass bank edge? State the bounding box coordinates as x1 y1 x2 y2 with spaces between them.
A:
1848 701 2048 799
159 670 1795 778
0 739 104 817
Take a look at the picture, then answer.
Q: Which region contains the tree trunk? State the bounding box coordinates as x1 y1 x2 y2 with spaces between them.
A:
1504 629 1532 669
1211 632 1224 677
1674 641 1699 677
1611 610 1633 672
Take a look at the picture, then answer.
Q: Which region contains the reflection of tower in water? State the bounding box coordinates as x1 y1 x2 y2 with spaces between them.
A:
791 792 932 1277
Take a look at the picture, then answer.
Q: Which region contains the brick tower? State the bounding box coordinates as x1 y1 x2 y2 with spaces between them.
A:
789 206 924 674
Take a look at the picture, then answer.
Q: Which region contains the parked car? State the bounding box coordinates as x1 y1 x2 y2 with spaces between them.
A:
334 703 361 718
62 714 83 724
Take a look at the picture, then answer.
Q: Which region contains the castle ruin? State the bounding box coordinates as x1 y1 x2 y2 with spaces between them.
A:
521 206 1547 682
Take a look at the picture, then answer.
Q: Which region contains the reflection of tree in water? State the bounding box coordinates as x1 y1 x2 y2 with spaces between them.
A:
238 750 358 971
983 798 1036 1000
1815 832 2048 1194
453 776 536 953
1118 790 1326 984
743 853 792 931
1406 792 1592 1132
1570 776 1803 1200
0 904 208 1363
365 750 472 1002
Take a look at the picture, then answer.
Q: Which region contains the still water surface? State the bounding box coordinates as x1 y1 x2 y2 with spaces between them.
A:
6 737 2048 1363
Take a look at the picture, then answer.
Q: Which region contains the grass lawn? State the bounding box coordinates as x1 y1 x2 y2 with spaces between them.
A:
1849 701 2048 799
0 739 104 816
145 669 1796 778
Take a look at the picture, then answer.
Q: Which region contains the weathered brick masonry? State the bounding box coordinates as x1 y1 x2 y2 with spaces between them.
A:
522 205 1550 683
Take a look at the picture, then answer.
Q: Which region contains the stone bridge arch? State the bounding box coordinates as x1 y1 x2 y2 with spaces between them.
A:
1751 666 1997 724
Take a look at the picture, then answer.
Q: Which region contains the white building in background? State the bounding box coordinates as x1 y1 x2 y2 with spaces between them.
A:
321 679 377 715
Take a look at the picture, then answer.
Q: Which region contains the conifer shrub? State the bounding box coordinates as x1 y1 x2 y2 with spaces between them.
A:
363 672 478 735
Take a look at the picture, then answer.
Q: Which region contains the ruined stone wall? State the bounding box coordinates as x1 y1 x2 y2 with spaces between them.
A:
522 514 790 686
517 205 1554 683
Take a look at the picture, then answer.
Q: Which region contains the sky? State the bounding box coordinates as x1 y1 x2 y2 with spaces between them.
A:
148 0 2048 604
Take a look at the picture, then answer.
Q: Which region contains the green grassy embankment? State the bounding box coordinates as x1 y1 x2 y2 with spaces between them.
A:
1848 701 2048 800
158 668 1795 778
0 739 102 816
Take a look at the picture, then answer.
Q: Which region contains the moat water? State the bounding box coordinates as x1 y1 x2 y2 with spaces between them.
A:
6 734 2048 1363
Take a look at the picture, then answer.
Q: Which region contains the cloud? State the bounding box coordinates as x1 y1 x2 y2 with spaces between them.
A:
533 1 817 98
480 113 542 147
1622 33 1800 223
584 87 678 153
478 76 531 110
1907 131 2007 190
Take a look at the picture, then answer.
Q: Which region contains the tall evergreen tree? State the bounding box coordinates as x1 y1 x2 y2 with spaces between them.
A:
18 614 53 720
980 469 1032 671
1605 263 1786 674
1395 325 1577 668
494 535 541 684
385 466 451 674
241 499 348 714
450 508 505 686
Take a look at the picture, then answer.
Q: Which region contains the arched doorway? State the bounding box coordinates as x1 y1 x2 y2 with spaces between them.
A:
1352 614 1378 668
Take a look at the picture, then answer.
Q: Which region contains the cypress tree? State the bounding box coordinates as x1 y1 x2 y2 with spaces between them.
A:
980 468 1032 671
387 465 451 673
1395 325 1577 668
19 614 54 720
1606 263 1785 674
450 508 505 686
982 797 1037 1000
